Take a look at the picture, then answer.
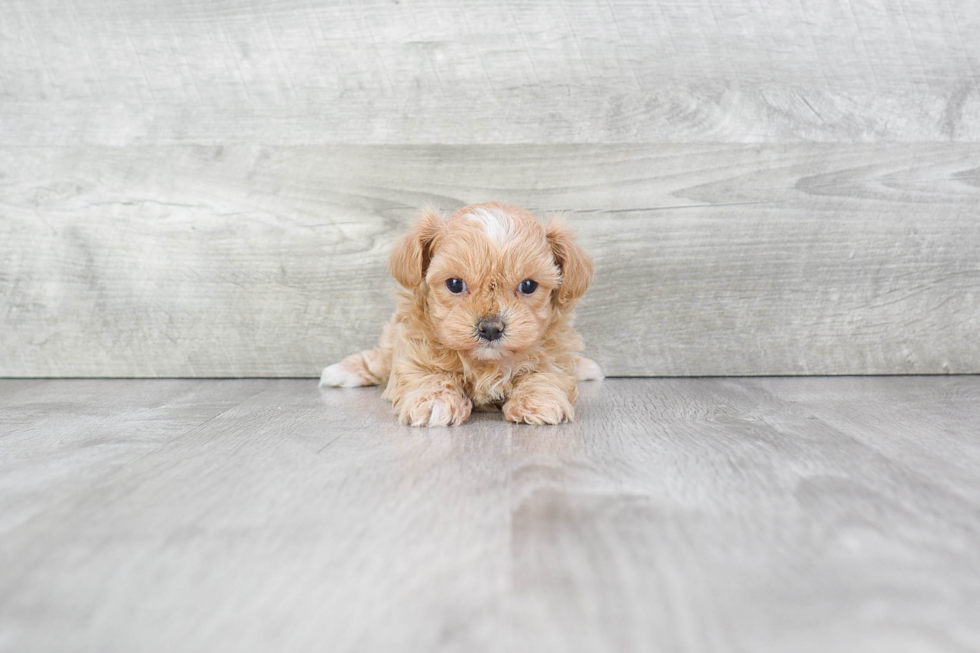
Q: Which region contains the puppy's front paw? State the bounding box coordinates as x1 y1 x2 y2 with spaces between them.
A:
503 389 574 425
400 390 473 427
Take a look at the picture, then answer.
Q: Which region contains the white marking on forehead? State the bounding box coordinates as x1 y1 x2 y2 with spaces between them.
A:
464 207 515 244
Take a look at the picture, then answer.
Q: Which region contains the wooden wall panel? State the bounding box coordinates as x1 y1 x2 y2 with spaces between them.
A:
2 144 977 376
3 0 979 376
1 0 979 145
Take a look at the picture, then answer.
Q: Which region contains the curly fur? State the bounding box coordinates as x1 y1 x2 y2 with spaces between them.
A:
320 202 601 426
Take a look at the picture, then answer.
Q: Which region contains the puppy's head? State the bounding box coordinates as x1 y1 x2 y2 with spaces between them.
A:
389 203 594 361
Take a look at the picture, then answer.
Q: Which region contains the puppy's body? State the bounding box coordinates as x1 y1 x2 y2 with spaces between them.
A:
320 203 601 426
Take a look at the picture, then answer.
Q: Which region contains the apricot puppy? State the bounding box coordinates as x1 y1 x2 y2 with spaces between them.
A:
320 202 602 426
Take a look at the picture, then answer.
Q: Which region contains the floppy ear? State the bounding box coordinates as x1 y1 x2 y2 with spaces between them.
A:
546 219 595 306
389 208 444 289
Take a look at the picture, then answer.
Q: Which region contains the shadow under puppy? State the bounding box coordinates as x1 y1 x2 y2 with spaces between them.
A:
320 202 602 426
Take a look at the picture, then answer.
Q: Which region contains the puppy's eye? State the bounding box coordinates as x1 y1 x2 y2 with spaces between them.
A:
518 279 538 295
446 278 466 294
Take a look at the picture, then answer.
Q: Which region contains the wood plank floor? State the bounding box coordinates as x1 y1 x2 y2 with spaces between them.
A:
1 377 979 653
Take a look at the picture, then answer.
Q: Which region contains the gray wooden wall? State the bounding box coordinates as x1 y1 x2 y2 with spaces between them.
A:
2 0 979 377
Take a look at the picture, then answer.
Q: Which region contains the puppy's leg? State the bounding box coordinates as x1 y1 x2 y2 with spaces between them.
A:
320 322 394 388
319 347 389 387
503 372 578 425
385 368 472 427
574 356 604 381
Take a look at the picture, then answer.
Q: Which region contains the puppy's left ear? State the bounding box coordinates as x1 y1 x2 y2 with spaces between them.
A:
546 219 595 306
389 207 445 289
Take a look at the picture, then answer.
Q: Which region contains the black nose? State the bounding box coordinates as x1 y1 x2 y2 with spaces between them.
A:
476 318 505 342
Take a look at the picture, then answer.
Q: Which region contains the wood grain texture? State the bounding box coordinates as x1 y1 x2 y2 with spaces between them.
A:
2 144 978 376
1 0 979 144
3 0 980 377
1 377 979 652
0 379 270 535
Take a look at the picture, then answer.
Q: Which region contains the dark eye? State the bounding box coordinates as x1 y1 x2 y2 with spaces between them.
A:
518 279 538 295
446 278 466 294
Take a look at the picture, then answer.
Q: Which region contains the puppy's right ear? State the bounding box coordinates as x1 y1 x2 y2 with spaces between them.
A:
389 208 444 289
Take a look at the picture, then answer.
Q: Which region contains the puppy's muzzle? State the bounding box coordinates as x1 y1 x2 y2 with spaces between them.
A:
476 317 505 342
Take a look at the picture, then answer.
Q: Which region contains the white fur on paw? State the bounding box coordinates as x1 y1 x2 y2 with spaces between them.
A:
575 357 604 381
319 363 367 388
424 400 448 427
402 392 472 427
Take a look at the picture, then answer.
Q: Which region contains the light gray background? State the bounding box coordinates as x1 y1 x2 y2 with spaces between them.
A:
2 0 979 377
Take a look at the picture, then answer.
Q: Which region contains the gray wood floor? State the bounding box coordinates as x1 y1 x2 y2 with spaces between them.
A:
2 377 979 653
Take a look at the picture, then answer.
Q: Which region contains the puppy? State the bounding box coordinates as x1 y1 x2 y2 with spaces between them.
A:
320 202 602 426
